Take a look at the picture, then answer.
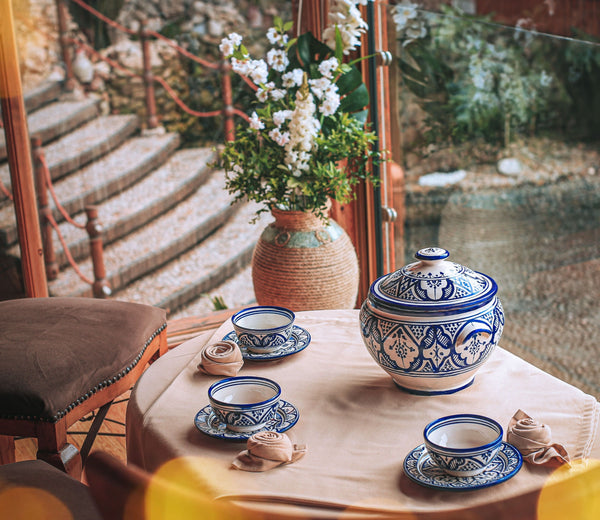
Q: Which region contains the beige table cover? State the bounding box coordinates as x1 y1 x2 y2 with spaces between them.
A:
127 310 600 517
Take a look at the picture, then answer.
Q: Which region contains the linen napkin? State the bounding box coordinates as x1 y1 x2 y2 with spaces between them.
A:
232 431 307 472
507 409 570 467
197 340 244 376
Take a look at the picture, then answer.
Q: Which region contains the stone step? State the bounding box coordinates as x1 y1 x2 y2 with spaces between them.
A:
23 80 62 113
49 147 216 268
110 200 269 316
0 96 102 161
0 114 139 207
47 168 250 300
0 133 179 248
168 264 256 321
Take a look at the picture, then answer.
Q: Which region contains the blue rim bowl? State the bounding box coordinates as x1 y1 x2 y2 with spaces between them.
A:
423 413 503 477
208 376 281 433
232 305 295 353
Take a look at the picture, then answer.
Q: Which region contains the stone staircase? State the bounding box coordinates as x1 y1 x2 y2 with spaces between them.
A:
0 80 266 319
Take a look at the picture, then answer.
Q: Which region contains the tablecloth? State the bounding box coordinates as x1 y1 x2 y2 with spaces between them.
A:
126 310 600 517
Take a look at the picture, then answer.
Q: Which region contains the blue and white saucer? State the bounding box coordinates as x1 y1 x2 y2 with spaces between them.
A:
403 442 522 491
194 399 299 441
223 325 311 360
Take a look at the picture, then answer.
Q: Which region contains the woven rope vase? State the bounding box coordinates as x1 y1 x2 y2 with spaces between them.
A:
252 207 359 311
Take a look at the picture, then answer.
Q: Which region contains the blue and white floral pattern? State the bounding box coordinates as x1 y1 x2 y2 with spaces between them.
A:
195 400 299 441
224 325 311 360
360 248 504 394
360 300 503 382
403 443 523 490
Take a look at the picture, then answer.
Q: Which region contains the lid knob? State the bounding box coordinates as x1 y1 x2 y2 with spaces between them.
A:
415 247 450 264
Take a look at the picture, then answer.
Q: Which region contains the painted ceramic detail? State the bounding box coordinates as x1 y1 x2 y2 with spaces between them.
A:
403 443 522 490
224 325 311 360
423 414 503 477
359 248 504 394
194 400 299 441
208 376 281 433
232 306 295 354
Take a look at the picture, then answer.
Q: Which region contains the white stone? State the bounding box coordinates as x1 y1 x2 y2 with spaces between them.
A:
497 157 522 176
418 170 467 187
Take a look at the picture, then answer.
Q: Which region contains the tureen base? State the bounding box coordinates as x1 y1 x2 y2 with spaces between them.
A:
392 375 475 396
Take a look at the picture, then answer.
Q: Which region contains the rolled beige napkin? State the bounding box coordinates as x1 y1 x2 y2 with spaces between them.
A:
232 431 307 472
197 340 244 376
507 409 570 467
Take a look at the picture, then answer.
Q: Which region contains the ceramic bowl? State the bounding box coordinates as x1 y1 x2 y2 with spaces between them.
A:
359 247 504 394
232 305 295 353
208 376 281 433
424 414 503 477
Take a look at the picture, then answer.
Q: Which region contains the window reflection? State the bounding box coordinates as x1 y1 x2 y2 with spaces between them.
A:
392 0 600 398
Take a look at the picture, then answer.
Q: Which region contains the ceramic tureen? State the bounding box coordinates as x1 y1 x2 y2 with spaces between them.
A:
359 247 504 394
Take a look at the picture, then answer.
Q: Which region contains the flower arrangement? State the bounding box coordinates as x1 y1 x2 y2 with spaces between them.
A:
218 0 380 220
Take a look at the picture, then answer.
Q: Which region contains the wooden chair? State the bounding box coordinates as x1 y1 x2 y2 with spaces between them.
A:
0 297 167 479
0 459 102 520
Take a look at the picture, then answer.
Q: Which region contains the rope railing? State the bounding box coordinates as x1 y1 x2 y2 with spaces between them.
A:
58 0 253 136
39 152 85 230
4 1 258 299
31 136 111 298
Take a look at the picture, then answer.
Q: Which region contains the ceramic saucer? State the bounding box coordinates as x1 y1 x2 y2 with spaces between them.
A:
223 325 311 360
194 399 299 441
403 442 522 491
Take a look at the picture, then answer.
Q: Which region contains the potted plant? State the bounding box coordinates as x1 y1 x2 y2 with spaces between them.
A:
219 0 381 311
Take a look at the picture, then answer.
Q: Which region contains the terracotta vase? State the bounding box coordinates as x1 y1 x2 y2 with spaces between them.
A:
252 207 359 311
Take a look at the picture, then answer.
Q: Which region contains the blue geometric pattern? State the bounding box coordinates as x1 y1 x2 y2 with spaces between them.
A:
224 325 311 360
360 300 503 375
194 400 299 441
369 248 497 314
403 443 523 490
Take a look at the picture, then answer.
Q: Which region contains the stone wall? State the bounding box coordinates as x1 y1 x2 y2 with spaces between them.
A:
14 0 62 90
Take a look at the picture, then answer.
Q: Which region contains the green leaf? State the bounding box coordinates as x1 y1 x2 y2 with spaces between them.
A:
335 27 344 62
296 33 312 68
283 21 294 32
336 66 363 96
340 83 369 113
352 109 369 124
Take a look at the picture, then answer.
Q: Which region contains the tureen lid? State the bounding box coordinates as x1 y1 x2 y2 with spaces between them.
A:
368 247 498 315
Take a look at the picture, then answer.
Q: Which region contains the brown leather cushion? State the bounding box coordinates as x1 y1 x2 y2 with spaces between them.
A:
0 459 102 520
0 297 166 422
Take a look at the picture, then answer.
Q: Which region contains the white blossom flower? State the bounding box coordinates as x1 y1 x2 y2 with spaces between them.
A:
393 1 419 30
231 57 250 76
266 28 289 47
284 83 320 176
269 127 290 146
248 59 269 84
266 48 289 72
273 110 292 127
320 90 341 116
282 68 304 88
309 77 334 99
322 0 368 54
270 88 286 101
249 111 265 130
404 19 427 40
219 32 243 56
318 57 339 78
256 87 269 102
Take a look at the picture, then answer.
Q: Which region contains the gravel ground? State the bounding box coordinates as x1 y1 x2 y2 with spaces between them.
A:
404 137 600 401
